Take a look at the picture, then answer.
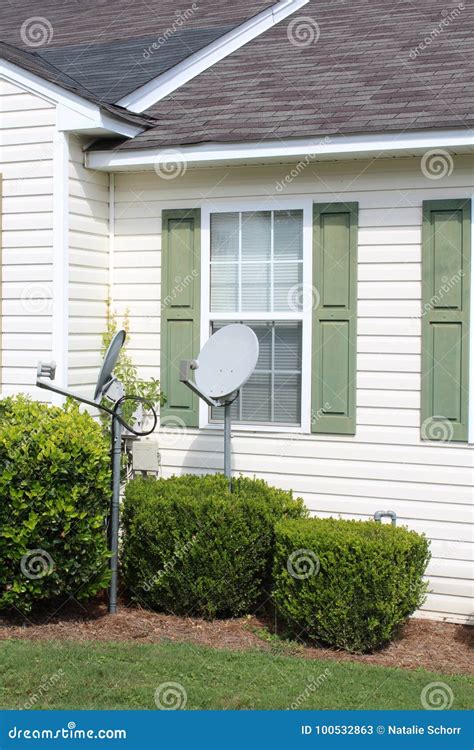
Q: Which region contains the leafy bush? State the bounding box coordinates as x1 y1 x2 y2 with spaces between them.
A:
273 517 430 653
122 474 306 618
0 396 111 612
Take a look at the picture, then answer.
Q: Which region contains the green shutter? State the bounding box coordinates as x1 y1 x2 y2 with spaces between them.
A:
160 208 200 427
312 203 358 434
421 199 471 442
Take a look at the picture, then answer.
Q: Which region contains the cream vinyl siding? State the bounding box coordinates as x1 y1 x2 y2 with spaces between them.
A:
0 78 55 397
68 135 109 393
113 154 474 623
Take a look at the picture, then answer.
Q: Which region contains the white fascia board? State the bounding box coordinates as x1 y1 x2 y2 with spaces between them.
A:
86 129 474 171
469 194 474 445
117 0 309 113
0 59 143 137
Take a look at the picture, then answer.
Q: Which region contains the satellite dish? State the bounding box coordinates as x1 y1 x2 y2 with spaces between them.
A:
180 324 259 489
195 324 259 400
94 329 126 401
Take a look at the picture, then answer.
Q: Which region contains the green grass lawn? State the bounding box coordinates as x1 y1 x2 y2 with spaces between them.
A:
1 640 472 710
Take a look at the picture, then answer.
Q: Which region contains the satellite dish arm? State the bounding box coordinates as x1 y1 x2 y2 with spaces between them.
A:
36 377 116 417
179 359 221 407
37 368 158 436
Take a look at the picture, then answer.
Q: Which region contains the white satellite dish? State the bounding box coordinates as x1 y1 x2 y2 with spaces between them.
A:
180 324 259 487
195 324 258 400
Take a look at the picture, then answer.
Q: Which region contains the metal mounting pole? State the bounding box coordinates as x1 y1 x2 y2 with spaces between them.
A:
109 404 122 614
224 402 231 491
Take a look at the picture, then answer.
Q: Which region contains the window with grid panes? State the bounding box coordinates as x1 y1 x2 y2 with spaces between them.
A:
209 210 304 426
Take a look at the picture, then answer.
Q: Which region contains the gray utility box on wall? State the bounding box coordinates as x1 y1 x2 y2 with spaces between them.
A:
132 440 160 474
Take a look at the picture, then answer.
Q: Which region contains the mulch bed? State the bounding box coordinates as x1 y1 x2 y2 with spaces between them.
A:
0 599 471 676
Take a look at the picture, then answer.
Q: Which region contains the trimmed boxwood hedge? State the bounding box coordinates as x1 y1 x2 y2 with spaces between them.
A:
0 396 111 612
273 517 430 653
122 474 306 618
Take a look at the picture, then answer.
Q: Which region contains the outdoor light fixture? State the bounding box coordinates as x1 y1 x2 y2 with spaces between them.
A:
180 324 259 489
36 330 158 614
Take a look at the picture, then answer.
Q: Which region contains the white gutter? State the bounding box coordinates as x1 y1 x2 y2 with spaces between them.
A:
86 129 474 171
117 0 309 112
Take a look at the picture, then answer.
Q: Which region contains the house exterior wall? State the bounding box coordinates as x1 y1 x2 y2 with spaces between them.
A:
0 78 55 397
68 135 109 394
113 154 474 623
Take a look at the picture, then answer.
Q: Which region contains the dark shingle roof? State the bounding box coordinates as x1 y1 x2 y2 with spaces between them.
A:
0 0 274 104
0 42 153 127
36 26 237 102
118 0 474 148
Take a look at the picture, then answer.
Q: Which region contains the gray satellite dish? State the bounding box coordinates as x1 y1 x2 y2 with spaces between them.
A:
94 329 126 402
180 324 259 488
35 326 157 616
195 324 258 400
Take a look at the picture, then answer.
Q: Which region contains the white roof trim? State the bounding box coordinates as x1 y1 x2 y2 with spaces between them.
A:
0 59 144 137
117 0 309 113
86 129 474 171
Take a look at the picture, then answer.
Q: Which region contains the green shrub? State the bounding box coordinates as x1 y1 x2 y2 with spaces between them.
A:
273 517 430 653
0 396 111 612
122 474 306 618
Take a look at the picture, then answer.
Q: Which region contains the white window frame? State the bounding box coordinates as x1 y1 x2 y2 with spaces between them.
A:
200 198 313 434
